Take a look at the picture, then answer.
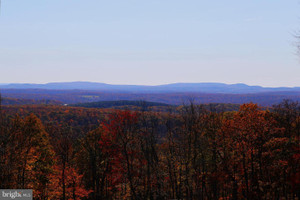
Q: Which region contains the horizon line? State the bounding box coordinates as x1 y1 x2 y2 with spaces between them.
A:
0 81 299 88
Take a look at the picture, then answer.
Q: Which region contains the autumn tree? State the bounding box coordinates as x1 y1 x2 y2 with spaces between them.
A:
101 110 144 199
0 114 56 198
0 114 21 188
179 103 209 199
217 103 300 199
272 100 300 198
161 109 183 199
272 99 300 138
137 110 165 199
47 122 91 200
77 126 109 200
22 114 56 199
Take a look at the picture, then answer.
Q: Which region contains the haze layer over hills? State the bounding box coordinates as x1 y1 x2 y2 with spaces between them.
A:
1 82 300 106
1 82 300 94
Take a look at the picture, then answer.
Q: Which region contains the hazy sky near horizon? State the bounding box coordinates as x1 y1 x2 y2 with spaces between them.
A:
0 1 299 87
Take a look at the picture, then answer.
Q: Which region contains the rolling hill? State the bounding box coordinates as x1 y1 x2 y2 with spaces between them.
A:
1 82 300 94
1 82 300 106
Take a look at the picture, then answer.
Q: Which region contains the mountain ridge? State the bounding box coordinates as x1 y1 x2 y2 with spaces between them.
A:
1 82 300 94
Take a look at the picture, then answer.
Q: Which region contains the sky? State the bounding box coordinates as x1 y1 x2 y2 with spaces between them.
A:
0 0 299 87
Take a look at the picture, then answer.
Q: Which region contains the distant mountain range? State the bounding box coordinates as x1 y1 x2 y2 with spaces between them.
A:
1 82 300 106
1 82 300 94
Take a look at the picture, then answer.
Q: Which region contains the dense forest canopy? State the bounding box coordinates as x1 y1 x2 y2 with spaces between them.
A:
0 94 299 199
2 88 300 106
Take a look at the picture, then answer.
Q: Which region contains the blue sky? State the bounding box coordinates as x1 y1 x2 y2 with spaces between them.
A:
0 0 299 86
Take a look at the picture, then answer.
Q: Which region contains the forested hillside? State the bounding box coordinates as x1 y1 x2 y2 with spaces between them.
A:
2 88 300 106
70 100 173 112
1 97 62 105
0 97 299 199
